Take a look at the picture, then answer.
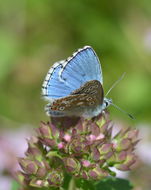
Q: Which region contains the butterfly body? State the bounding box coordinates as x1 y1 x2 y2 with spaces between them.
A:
42 46 112 118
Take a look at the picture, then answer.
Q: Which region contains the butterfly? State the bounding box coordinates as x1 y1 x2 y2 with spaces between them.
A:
42 46 112 118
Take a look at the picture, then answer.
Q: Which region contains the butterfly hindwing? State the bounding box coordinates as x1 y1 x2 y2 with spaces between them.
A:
45 80 104 117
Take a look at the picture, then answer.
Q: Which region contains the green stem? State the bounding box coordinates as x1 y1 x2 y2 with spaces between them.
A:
68 177 76 190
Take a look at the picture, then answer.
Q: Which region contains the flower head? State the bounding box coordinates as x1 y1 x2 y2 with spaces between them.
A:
17 114 139 189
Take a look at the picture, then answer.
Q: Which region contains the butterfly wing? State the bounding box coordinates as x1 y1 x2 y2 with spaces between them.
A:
42 46 103 101
42 61 73 100
45 80 104 117
59 46 103 89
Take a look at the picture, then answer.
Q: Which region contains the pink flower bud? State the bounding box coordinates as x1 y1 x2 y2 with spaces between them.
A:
63 134 71 142
82 160 91 167
58 142 65 149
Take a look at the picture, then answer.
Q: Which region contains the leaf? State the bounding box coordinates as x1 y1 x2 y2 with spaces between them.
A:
75 179 95 190
95 177 133 190
11 180 20 190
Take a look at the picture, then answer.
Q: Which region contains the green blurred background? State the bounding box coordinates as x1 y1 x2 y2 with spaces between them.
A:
0 0 151 128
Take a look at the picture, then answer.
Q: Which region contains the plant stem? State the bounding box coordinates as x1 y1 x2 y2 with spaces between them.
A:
68 177 76 190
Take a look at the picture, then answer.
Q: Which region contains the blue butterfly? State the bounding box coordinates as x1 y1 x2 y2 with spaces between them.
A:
42 46 112 118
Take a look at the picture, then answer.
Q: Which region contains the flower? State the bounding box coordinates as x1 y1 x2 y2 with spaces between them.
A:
16 114 139 189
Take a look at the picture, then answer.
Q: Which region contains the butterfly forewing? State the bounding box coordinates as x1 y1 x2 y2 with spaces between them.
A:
59 46 103 88
42 62 73 100
42 46 103 101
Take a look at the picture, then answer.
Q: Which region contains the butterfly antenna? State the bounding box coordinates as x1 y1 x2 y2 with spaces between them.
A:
105 72 126 97
111 103 135 120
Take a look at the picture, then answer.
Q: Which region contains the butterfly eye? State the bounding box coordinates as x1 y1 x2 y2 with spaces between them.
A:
105 102 109 107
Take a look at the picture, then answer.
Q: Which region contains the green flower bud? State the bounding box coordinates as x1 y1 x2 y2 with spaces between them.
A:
96 115 107 128
115 153 137 171
30 177 48 188
15 172 28 186
38 122 53 139
116 151 127 163
115 139 131 151
19 158 38 175
63 157 81 175
88 166 108 180
91 147 101 161
98 143 114 160
19 158 48 178
98 143 113 154
47 169 64 187
90 123 101 137
36 167 47 178
98 120 111 135
38 122 61 148
79 171 89 180
68 136 88 155
26 146 41 158
26 137 44 161
40 138 56 147
126 129 139 144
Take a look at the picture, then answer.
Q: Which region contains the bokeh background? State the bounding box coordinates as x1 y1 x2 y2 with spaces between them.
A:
0 0 151 190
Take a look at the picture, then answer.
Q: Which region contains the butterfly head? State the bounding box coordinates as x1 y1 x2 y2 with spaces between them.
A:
103 97 112 110
102 97 134 119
